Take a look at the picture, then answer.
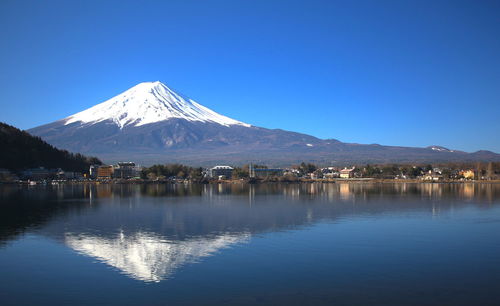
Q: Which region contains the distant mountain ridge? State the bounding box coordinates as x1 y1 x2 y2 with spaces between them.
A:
28 81 500 166
0 122 101 172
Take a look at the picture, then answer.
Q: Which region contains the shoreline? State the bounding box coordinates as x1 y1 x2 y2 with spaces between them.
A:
2 178 500 185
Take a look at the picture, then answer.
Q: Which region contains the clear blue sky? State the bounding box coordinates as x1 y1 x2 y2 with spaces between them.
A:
1 0 499 152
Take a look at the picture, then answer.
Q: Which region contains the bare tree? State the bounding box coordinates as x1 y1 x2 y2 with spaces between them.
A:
487 162 494 180
476 162 482 180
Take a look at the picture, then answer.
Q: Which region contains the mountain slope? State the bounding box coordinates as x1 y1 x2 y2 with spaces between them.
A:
28 81 500 166
65 81 249 128
0 122 101 172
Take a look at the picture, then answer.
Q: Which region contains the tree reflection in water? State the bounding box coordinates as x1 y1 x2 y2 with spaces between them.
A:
0 183 499 282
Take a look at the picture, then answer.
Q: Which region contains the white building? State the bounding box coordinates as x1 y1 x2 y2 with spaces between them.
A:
208 166 234 179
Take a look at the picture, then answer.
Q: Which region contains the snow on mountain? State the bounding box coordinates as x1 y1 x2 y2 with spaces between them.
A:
428 145 454 152
27 81 500 165
64 81 250 129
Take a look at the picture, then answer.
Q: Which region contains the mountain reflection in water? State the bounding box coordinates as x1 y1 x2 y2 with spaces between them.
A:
0 182 499 284
65 231 249 282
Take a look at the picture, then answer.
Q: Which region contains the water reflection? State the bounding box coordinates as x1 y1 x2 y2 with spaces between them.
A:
41 182 500 203
1 183 499 283
65 231 249 282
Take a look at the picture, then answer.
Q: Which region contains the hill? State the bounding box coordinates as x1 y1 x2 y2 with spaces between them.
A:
0 122 101 172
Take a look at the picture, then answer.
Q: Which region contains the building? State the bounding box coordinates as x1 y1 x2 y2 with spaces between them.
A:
421 171 443 181
432 168 443 174
21 167 54 180
340 167 355 179
322 167 339 179
460 169 475 180
283 168 300 176
97 165 114 179
209 166 234 179
324 172 339 179
113 162 139 179
249 165 284 178
56 170 82 180
89 165 99 179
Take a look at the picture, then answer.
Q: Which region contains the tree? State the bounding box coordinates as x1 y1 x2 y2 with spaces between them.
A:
314 169 323 179
0 122 102 173
410 166 423 178
189 167 203 180
233 166 249 178
441 168 452 179
298 162 317 175
476 162 483 180
487 162 494 180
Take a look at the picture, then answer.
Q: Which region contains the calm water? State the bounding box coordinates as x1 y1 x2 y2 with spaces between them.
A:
1 183 500 305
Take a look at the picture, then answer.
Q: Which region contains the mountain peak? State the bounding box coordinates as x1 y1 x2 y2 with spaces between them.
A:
64 81 250 129
135 80 167 89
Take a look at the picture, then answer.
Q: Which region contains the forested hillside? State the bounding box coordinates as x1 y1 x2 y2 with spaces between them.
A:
0 122 101 172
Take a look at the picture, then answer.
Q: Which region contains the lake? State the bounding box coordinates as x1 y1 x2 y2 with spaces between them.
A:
1 183 500 305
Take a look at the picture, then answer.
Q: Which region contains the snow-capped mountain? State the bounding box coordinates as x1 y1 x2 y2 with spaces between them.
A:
65 81 250 129
28 81 500 165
